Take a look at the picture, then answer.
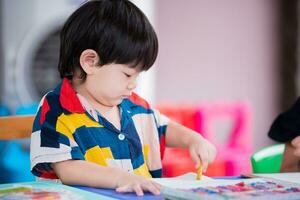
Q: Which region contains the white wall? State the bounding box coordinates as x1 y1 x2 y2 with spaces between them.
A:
155 0 280 150
131 0 157 105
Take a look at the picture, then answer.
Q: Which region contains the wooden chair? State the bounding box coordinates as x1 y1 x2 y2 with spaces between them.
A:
0 115 36 182
0 115 35 140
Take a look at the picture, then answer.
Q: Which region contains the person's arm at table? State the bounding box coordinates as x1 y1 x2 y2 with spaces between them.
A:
280 136 300 172
292 136 300 157
52 160 160 196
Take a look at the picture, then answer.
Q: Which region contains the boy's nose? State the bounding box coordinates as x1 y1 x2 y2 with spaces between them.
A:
127 81 137 90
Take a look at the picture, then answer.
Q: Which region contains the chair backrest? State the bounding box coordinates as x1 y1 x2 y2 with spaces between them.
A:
0 115 35 140
251 143 284 173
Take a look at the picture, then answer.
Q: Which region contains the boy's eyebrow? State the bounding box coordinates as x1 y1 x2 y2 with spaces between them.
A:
128 63 141 69
124 69 141 75
124 64 143 73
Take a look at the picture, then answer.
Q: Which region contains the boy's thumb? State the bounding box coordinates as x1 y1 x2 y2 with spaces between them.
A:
189 149 200 168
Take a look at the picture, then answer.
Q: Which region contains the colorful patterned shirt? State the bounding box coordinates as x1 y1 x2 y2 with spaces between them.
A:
30 78 169 179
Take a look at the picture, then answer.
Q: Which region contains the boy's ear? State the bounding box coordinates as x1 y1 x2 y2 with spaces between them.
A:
79 49 100 75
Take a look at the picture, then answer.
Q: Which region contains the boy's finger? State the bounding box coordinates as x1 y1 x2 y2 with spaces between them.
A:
202 161 208 172
208 147 217 163
189 148 200 167
151 181 162 192
143 182 160 195
199 149 210 172
133 184 144 196
152 181 162 189
195 161 200 169
116 185 132 193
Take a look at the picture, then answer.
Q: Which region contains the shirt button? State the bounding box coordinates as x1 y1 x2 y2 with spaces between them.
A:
118 133 125 140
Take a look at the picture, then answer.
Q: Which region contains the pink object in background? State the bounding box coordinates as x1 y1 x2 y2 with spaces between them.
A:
196 102 253 175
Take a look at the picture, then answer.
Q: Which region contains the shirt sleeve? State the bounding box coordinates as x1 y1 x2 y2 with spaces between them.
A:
268 97 300 142
30 95 84 179
153 109 169 138
152 109 170 159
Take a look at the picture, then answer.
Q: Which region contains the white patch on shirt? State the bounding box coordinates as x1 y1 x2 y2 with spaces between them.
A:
132 113 168 171
153 109 170 127
30 130 72 169
106 158 134 173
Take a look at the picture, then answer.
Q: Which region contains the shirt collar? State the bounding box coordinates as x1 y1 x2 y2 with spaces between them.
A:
56 78 140 116
58 78 85 114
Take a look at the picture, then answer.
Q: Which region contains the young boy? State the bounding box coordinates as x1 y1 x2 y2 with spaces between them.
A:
30 0 217 196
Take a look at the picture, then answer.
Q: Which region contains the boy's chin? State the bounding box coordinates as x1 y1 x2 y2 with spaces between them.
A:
107 98 123 106
102 96 126 107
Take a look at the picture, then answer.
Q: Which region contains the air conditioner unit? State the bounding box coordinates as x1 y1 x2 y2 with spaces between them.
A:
1 0 83 111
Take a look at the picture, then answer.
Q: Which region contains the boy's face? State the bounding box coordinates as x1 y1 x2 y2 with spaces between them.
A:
83 63 141 107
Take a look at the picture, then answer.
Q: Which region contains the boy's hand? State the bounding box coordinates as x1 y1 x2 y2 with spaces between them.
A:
115 172 161 196
188 136 217 172
291 136 300 157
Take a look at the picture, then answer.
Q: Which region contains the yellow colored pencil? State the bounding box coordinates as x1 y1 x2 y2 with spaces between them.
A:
196 161 202 180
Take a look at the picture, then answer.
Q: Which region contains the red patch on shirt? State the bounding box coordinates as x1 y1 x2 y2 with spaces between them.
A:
60 78 85 113
40 99 50 124
160 134 166 160
40 171 58 179
129 93 150 109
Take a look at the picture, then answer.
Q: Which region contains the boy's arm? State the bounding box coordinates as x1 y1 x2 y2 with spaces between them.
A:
165 120 217 172
52 160 160 196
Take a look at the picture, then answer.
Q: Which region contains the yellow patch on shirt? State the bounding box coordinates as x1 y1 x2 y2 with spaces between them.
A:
56 113 102 140
143 144 149 163
85 146 114 166
134 163 152 178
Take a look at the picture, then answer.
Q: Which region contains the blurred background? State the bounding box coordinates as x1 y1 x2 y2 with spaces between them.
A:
0 0 298 182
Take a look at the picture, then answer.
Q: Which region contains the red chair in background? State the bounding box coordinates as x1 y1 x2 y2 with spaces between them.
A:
156 103 197 177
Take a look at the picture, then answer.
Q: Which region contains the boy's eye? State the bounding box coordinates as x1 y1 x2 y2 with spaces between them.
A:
124 73 131 77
